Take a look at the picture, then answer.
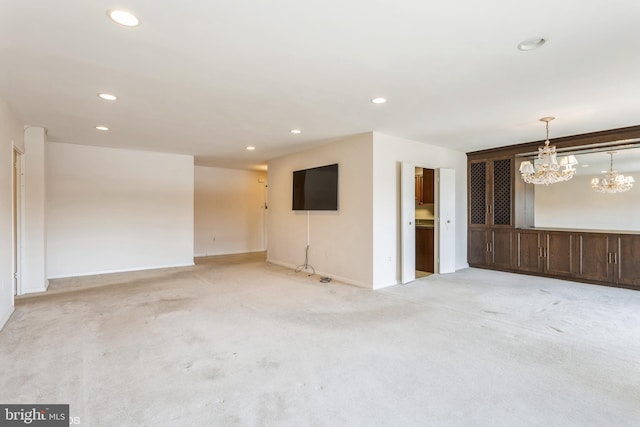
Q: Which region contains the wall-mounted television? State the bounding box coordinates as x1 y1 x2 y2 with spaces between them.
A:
292 163 338 211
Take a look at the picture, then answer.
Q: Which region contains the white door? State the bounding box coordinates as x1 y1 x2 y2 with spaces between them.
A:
435 168 456 274
12 148 21 295
400 162 416 284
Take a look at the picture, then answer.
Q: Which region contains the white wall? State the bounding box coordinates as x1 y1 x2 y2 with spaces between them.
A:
0 97 24 330
267 133 374 288
22 127 48 293
535 174 640 230
194 166 267 256
46 143 194 278
372 133 468 289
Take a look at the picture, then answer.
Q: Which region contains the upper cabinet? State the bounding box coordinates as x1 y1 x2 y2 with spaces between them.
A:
415 168 434 205
468 157 513 227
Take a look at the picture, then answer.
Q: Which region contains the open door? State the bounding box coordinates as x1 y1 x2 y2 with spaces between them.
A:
12 148 21 295
435 168 455 274
400 162 416 284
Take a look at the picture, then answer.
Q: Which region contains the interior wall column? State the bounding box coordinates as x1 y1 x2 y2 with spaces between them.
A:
21 126 48 294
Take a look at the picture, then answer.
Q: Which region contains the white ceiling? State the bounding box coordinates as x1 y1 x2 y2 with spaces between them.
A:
1 1 639 170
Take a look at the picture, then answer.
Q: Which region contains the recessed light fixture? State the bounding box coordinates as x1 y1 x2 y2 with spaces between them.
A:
246 146 256 151
582 164 590 168
108 10 140 27
371 97 387 104
517 37 546 51
98 93 117 101
290 129 301 134
95 126 109 131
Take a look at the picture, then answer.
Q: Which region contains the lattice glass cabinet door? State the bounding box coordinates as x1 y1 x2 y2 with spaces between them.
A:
492 158 512 226
469 161 487 225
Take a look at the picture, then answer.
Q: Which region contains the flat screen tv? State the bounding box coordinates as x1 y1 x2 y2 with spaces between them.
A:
292 163 338 211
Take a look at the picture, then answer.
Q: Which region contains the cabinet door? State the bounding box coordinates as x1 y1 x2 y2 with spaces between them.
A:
469 229 488 266
516 230 541 272
576 234 611 282
544 232 573 277
491 229 513 269
415 228 426 271
423 169 434 204
491 158 512 226
425 228 435 272
614 235 640 288
469 161 487 226
415 175 422 203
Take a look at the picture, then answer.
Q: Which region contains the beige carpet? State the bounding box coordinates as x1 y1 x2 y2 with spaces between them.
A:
1 254 639 426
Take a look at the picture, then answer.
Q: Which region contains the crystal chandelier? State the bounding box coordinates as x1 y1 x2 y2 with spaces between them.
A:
519 117 578 185
591 151 634 193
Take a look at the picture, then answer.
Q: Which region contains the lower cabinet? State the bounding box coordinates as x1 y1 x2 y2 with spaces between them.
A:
615 235 640 287
468 227 513 269
510 229 640 290
416 227 434 272
574 233 612 283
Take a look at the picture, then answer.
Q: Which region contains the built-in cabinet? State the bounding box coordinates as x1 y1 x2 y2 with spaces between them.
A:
416 227 434 272
415 169 434 205
512 229 640 289
468 157 514 269
467 126 640 291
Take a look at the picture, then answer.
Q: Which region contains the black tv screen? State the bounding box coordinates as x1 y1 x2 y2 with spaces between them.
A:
292 163 338 211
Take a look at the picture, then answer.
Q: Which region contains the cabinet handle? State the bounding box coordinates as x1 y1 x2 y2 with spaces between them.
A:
607 252 612 264
614 252 618 264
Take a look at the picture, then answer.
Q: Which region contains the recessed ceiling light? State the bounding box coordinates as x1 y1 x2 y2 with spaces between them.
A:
582 164 590 168
246 146 256 151
290 129 301 134
517 37 546 51
371 97 387 104
98 93 117 101
95 126 109 131
108 10 140 27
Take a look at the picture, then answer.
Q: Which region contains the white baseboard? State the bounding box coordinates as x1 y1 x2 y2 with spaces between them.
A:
266 258 371 289
47 262 195 280
194 249 266 258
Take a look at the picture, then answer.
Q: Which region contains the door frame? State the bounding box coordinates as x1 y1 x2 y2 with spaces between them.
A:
401 164 456 281
12 146 24 296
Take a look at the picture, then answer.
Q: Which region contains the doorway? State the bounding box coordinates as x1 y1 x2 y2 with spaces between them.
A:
12 148 22 296
415 167 435 278
401 164 456 284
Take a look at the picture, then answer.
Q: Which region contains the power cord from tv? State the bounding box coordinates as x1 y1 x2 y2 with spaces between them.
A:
295 211 316 276
295 244 315 276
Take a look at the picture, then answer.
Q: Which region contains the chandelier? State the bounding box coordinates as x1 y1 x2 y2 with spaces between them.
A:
591 151 634 193
519 117 578 185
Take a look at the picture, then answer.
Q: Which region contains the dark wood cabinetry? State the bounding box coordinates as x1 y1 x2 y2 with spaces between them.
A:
416 227 434 272
512 228 639 290
415 169 434 205
615 235 640 287
468 157 514 269
467 125 640 292
516 230 575 278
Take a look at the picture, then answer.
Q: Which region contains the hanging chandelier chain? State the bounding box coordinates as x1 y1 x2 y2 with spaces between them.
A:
609 152 614 171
